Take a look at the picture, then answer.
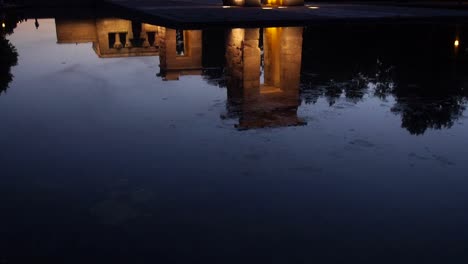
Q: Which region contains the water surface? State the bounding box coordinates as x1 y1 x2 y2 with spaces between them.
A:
1 16 468 263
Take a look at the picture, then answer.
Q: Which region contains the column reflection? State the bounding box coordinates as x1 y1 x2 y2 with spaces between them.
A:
225 27 305 129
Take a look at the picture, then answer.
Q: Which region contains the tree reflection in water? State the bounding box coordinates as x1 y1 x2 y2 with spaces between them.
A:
0 10 20 95
301 24 468 135
1 14 467 134
0 34 18 95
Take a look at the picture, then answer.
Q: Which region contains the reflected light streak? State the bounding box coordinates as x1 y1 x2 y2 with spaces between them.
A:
307 6 319 9
262 7 273 9
223 5 231 8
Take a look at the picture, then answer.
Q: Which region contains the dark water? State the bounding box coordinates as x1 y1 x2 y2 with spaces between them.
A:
1 16 468 263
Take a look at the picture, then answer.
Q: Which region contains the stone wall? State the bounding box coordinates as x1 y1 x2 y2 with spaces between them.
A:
55 19 97 44
55 18 160 58
158 28 202 79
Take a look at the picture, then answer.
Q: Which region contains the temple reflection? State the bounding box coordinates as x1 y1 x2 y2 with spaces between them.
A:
158 28 202 80
4 13 468 134
55 18 203 80
55 18 161 58
225 27 305 129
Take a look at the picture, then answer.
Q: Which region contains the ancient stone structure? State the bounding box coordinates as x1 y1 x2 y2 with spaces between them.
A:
223 0 303 7
225 27 305 129
158 28 202 80
55 18 203 80
55 18 161 58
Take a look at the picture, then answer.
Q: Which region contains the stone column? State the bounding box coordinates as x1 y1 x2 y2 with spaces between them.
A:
225 28 261 101
279 27 303 96
242 28 261 99
113 33 123 49
263 27 282 88
125 28 133 48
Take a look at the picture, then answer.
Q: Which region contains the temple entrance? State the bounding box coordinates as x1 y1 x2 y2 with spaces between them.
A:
225 27 305 129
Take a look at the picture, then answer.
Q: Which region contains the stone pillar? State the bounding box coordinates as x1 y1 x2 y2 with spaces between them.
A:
225 28 261 101
262 27 303 96
125 27 133 48
242 28 261 99
225 28 245 100
279 27 303 96
263 27 282 88
113 33 123 49
141 29 150 48
225 27 304 129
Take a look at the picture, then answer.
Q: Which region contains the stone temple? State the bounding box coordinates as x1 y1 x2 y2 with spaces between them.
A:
223 0 303 7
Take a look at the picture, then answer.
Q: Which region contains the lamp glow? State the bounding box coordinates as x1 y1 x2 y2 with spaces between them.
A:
1 23 5 28
455 40 460 47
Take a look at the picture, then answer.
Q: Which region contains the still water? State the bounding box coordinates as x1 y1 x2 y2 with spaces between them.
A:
1 17 468 263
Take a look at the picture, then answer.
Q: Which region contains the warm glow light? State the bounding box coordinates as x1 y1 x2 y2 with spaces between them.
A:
278 6 287 8
262 7 273 9
308 6 319 9
223 5 231 8
1 23 5 28
455 40 460 47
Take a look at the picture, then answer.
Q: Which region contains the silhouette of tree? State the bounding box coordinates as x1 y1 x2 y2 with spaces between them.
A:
300 23 468 135
0 35 18 95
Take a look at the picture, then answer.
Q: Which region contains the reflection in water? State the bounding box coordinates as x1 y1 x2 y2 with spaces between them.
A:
0 10 18 95
55 18 161 58
225 27 305 129
55 18 203 80
0 35 18 95
3 13 468 264
159 28 202 80
3 12 468 134
301 24 468 135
